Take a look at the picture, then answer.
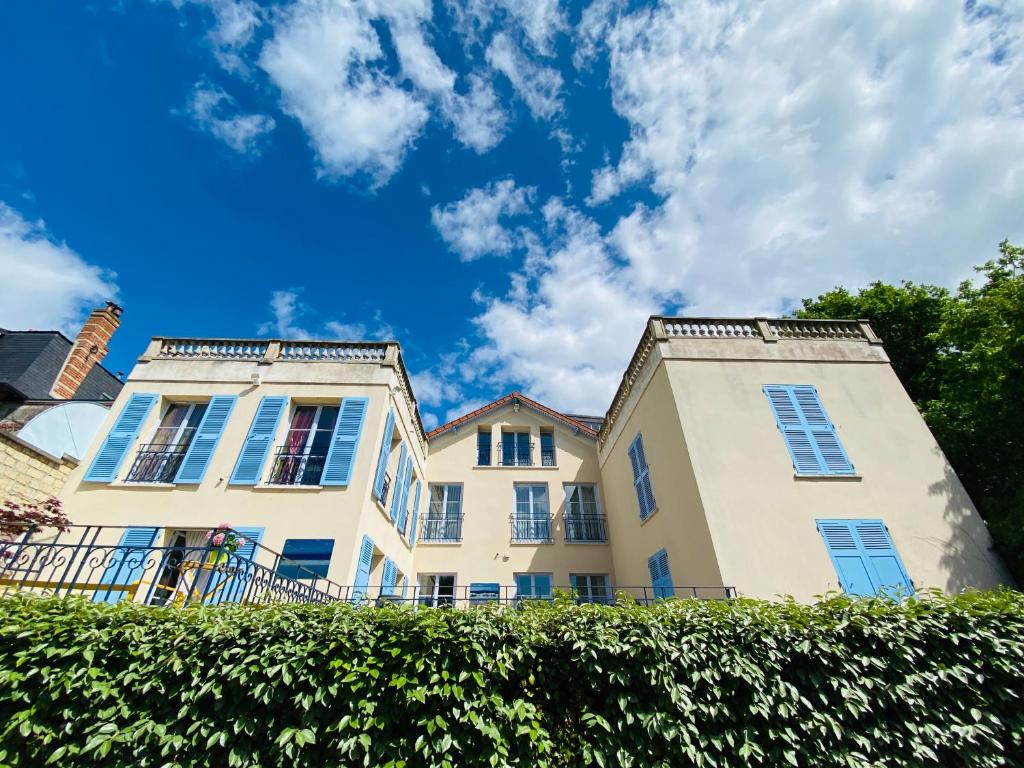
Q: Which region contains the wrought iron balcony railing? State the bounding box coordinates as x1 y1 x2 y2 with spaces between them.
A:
498 442 534 466
477 447 492 466
123 444 188 484
511 515 552 542
378 472 392 506
564 513 607 542
420 516 464 542
267 448 327 486
540 445 556 466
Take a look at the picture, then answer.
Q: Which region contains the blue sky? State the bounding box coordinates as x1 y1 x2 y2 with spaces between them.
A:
2 0 1022 429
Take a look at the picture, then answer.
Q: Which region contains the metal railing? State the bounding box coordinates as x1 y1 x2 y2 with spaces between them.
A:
564 513 607 542
267 448 327 486
477 447 492 466
124 445 188 484
0 524 351 606
378 473 392 506
498 442 533 466
420 516 463 542
389 584 736 608
511 515 552 542
540 445 555 466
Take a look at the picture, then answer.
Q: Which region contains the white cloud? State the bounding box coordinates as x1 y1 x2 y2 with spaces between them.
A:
431 178 535 260
445 0 567 56
468 198 657 413
168 0 262 72
258 288 392 340
485 33 563 120
444 399 489 424
185 79 275 154
593 0 1024 314
258 0 431 186
0 203 118 334
446 74 508 153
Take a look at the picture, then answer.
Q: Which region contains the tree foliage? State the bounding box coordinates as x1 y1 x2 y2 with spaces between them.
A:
0 497 71 540
798 241 1024 581
0 593 1023 767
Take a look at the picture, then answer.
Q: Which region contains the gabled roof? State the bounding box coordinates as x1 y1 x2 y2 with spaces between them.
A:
427 391 598 440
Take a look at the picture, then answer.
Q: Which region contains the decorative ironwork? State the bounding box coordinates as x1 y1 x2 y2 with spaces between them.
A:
378 473 392 506
564 513 607 542
511 515 552 542
498 442 534 467
268 448 327 486
540 445 556 466
124 445 188 484
420 516 463 542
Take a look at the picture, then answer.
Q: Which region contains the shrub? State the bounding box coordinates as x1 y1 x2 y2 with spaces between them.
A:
1 591 1023 767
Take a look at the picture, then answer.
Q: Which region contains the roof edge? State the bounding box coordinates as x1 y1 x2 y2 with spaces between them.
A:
427 392 598 440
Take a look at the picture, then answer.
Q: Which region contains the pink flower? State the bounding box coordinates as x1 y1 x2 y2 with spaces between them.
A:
236 537 247 548
217 522 231 530
205 530 213 540
211 533 225 546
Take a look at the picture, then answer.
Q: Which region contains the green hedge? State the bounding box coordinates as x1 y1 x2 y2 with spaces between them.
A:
1 591 1023 767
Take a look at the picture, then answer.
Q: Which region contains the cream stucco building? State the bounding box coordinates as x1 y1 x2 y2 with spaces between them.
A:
51 317 1011 605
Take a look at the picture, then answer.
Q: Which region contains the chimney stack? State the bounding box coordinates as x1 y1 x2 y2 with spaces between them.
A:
51 302 122 399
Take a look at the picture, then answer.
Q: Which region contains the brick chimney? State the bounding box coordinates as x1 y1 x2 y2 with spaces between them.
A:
50 302 122 399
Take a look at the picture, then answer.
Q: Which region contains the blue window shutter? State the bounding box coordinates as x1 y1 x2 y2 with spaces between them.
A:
352 535 374 603
390 443 408 521
397 459 414 532
817 520 912 597
84 393 158 483
408 479 422 544
629 434 656 520
230 396 288 485
764 386 854 475
321 396 368 486
373 409 396 501
648 548 675 599
174 396 237 484
93 527 160 603
380 557 395 594
210 527 264 604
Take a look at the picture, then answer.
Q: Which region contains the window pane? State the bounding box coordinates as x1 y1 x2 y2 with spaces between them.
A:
152 404 189 447
278 538 334 579
580 486 597 505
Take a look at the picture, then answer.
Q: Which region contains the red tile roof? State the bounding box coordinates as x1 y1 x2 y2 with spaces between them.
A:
426 391 598 440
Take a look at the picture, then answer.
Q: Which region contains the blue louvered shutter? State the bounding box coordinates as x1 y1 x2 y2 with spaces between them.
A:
93 526 160 603
352 535 374 603
174 395 237 484
397 458 414 532
230 396 288 485
208 527 264 604
648 548 675 599
381 557 398 595
373 409 396 501
84 393 158 482
390 443 408 521
408 479 422 543
817 519 913 598
628 434 656 520
764 386 854 475
321 396 368 486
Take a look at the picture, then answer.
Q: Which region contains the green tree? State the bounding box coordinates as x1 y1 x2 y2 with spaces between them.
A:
797 241 1023 582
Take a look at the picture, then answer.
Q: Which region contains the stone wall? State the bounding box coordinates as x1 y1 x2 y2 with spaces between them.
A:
0 432 75 506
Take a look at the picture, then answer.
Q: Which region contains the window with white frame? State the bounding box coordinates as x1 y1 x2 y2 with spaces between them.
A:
513 484 551 541
418 574 456 607
515 572 552 600
423 484 463 541
269 405 339 485
563 484 605 542
125 402 208 483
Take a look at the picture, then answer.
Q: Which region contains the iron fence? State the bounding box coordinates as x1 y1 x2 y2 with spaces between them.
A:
498 442 533 466
124 445 188 484
563 513 607 542
420 516 463 542
384 583 736 608
511 515 553 542
268 449 327 486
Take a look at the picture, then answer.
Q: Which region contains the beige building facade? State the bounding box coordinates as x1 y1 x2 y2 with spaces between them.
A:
51 318 1012 605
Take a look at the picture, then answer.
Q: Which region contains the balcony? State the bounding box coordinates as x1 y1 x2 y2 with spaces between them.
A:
511 515 552 542
378 472 392 506
124 444 187 484
498 442 533 467
564 512 607 542
0 524 350 606
267 448 326 486
540 445 555 467
420 516 463 542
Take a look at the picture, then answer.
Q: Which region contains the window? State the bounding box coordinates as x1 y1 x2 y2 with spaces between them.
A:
512 484 551 541
764 385 855 476
477 430 492 466
540 430 555 466
277 539 334 579
372 410 397 504
423 484 463 541
564 484 605 542
647 548 675 600
817 520 913 597
418 574 456 607
628 434 657 520
571 574 611 604
125 403 208 483
269 405 339 485
515 573 552 601
500 430 532 466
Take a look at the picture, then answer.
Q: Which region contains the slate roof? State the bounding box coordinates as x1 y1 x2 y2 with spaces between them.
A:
0 331 122 402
